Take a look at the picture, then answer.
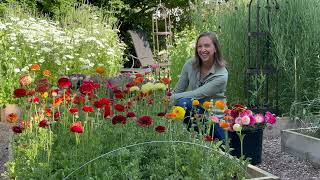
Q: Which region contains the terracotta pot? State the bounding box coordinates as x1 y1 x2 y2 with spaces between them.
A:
0 104 21 123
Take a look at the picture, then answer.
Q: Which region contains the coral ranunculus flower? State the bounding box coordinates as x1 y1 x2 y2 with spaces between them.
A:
155 125 166 133
215 100 225 110
96 66 105 74
7 113 18 123
172 106 186 120
42 69 51 76
19 75 32 86
137 116 153 127
14 88 27 98
70 122 84 133
57 77 72 89
160 77 170 85
30 64 40 71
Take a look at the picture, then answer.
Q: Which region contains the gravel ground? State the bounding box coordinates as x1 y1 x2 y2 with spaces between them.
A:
257 135 320 180
0 123 319 179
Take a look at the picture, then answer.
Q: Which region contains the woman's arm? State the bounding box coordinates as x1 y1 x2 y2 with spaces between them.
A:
172 69 228 101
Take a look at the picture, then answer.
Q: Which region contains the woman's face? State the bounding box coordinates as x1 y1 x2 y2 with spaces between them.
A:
197 36 216 64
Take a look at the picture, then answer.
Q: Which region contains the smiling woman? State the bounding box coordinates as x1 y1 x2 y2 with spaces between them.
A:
171 32 228 139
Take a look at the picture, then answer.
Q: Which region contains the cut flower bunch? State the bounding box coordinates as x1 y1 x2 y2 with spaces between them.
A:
3 65 249 179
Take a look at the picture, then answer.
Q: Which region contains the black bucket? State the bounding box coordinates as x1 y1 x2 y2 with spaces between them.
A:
228 128 263 165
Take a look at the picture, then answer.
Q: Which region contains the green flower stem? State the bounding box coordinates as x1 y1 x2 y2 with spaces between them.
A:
224 129 229 152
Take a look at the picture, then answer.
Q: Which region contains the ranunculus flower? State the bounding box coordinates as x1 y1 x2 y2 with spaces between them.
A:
30 64 40 71
204 135 215 142
12 125 23 134
114 92 124 99
155 125 166 133
114 104 125 112
69 108 79 114
39 119 49 128
137 116 153 126
14 88 27 98
70 122 84 133
82 106 93 112
33 96 40 104
57 77 72 89
234 117 242 124
96 66 105 74
54 112 61 120
36 78 51 93
7 113 18 123
219 121 230 129
166 91 172 96
172 106 186 120
73 95 86 105
160 77 170 85
233 124 242 132
215 100 225 110
255 114 265 123
94 100 104 109
157 112 166 117
265 111 276 124
203 101 213 110
104 105 113 118
249 115 256 125
99 98 112 106
42 69 51 76
126 112 136 118
241 115 251 125
192 99 200 106
112 115 127 124
80 81 95 94
209 116 220 123
19 75 32 86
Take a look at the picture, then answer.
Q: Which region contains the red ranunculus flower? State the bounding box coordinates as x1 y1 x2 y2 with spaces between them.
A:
137 116 153 127
54 112 61 120
80 81 95 94
33 96 40 104
157 112 166 117
94 100 104 109
57 77 72 89
100 98 112 105
70 122 84 133
14 88 27 98
114 104 125 112
82 106 93 112
12 125 24 134
155 125 166 133
73 94 86 105
36 78 51 93
104 105 113 118
39 119 49 128
126 112 136 118
69 108 79 114
204 135 215 142
112 115 127 124
115 92 124 99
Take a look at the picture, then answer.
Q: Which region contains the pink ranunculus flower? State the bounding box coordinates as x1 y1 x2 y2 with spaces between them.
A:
255 114 265 123
265 111 276 124
209 116 220 123
234 117 242 125
249 115 256 125
239 110 253 117
241 115 251 125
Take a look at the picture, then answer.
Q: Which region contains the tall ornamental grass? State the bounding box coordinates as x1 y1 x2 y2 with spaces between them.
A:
0 4 125 106
171 0 320 113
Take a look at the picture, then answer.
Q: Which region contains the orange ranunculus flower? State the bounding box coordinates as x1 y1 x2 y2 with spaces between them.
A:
160 77 170 85
96 66 105 74
192 99 200 106
53 97 63 107
203 101 213 110
164 112 176 119
7 113 18 123
30 64 40 71
223 115 234 121
134 77 144 85
215 100 225 110
219 121 230 129
224 109 232 115
42 69 51 76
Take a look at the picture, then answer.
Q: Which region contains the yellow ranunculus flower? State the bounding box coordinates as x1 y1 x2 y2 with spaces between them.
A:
41 92 49 98
172 106 186 120
141 82 154 94
192 99 200 106
153 83 166 91
203 101 213 110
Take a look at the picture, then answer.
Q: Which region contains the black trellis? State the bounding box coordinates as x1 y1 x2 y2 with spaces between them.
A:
245 0 280 114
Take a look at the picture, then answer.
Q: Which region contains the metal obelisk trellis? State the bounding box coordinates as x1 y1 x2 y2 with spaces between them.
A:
245 0 279 113
152 1 173 79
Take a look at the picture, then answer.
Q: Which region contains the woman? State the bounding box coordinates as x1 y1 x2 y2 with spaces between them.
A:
171 32 228 140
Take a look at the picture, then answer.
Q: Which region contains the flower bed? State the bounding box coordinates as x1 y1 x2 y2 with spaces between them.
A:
3 69 250 179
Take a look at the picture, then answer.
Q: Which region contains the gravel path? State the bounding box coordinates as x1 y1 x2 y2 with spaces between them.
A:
0 123 319 179
257 135 320 180
0 123 12 179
